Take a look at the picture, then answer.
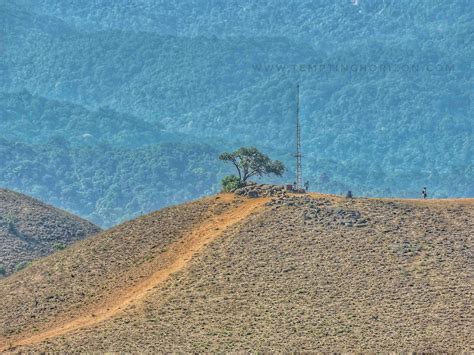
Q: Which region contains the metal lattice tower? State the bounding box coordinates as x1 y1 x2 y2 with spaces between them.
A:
294 84 303 190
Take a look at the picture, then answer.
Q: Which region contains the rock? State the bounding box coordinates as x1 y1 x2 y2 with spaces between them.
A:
247 190 259 198
234 188 246 195
233 184 290 198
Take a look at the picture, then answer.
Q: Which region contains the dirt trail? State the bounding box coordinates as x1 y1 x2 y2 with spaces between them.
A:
2 195 268 351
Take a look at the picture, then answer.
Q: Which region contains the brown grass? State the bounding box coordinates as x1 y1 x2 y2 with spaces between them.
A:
0 189 100 276
0 193 264 350
1 194 473 352
2 194 267 349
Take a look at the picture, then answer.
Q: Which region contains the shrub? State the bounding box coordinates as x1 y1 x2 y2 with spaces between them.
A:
221 175 242 192
15 261 29 272
53 243 66 250
4 214 18 235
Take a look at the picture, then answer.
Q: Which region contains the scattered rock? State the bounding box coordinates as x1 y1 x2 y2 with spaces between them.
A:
265 195 369 228
234 184 288 198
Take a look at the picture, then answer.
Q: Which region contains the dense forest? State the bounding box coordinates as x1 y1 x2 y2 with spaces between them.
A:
0 0 472 226
0 91 180 147
0 139 223 226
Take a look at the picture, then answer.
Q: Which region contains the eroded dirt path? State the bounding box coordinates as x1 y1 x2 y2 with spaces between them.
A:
2 195 268 351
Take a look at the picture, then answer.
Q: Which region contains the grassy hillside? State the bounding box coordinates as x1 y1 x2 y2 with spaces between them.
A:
0 195 238 339
0 192 472 352
0 189 100 276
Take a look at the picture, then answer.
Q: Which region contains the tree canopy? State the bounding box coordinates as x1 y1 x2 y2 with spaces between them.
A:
219 147 285 184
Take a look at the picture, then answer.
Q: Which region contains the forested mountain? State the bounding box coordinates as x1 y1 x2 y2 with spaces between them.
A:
0 140 222 226
0 0 472 226
0 91 194 147
0 0 71 36
0 91 227 226
18 0 472 45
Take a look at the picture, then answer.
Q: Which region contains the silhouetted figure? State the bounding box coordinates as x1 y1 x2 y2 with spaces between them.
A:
346 190 353 199
293 181 297 191
304 181 309 192
421 187 427 199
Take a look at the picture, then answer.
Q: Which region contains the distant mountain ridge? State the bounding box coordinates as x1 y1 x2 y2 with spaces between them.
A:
17 0 471 45
0 91 171 147
0 140 223 227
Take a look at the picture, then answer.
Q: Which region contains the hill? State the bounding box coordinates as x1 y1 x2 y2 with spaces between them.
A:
0 189 100 276
0 191 472 352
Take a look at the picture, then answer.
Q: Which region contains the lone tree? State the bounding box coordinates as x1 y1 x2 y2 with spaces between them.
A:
219 147 285 191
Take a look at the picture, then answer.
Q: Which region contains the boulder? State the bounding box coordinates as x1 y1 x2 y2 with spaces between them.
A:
247 190 259 198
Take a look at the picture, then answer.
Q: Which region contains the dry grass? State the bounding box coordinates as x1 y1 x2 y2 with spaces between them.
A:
0 194 240 345
0 189 100 276
1 194 473 352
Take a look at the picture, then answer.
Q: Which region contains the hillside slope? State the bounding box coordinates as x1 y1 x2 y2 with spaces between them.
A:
0 192 472 352
0 194 246 344
0 189 100 276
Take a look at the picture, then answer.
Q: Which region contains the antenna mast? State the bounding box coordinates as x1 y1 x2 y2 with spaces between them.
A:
295 84 303 190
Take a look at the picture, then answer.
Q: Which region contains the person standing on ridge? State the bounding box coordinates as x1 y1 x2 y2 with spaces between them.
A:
304 181 309 192
421 187 427 199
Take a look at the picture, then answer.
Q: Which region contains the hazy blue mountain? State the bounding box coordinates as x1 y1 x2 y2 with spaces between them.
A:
0 0 71 36
18 0 472 46
0 91 173 147
0 139 223 226
0 0 472 225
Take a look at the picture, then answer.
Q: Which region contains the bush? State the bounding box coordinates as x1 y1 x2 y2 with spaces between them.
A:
15 261 29 272
53 243 66 250
221 175 242 192
4 214 19 235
